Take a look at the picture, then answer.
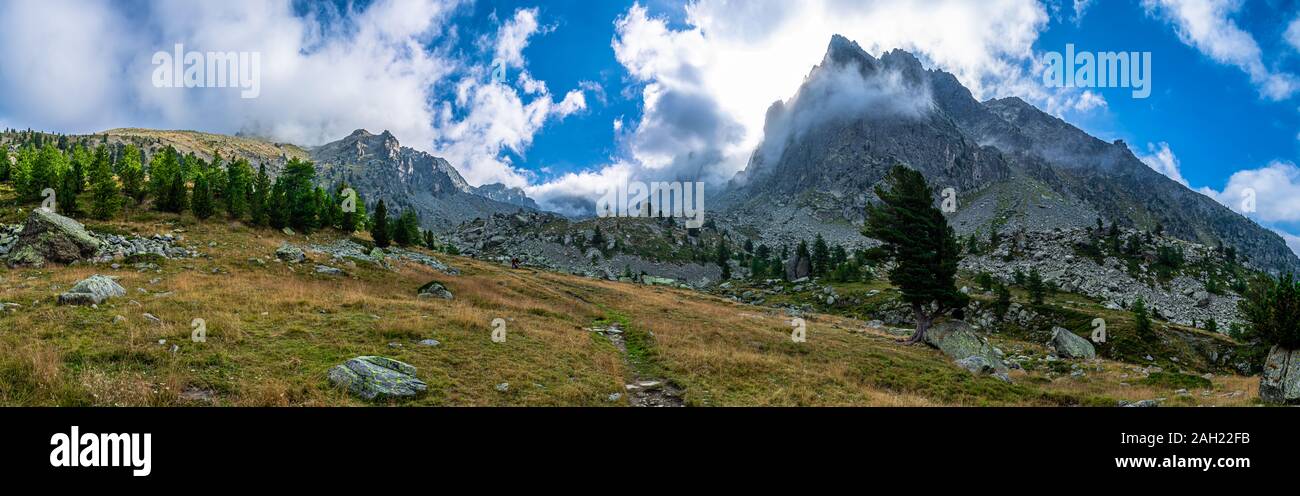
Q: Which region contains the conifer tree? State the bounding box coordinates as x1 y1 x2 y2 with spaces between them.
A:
863 165 967 344
250 163 270 226
224 158 252 219
372 199 391 248
119 145 146 204
192 171 214 219
89 156 121 220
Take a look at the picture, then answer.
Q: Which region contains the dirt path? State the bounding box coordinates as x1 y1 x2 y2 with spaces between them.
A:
591 321 684 407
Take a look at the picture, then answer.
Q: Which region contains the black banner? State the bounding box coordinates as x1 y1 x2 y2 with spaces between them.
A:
0 407 1290 485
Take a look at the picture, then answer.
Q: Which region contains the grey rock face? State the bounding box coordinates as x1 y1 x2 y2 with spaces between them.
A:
275 242 306 263
924 320 1008 374
314 265 345 276
1048 327 1096 359
57 274 126 305
716 36 1299 275
309 129 527 231
327 356 428 401
7 209 102 267
417 281 454 300
1260 346 1300 405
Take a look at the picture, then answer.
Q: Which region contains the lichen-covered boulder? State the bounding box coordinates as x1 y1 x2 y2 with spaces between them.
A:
1260 346 1300 405
328 356 427 401
7 209 101 268
924 320 1008 372
1047 326 1096 359
57 274 126 306
417 281 453 300
275 242 306 263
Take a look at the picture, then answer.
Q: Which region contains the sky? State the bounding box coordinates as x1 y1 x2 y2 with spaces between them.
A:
2 0 1300 254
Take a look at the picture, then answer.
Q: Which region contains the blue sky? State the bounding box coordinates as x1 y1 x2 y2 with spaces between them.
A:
2 0 1300 252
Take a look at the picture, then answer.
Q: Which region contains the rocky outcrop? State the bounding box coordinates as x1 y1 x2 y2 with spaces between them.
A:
327 356 428 401
417 281 453 300
1048 327 1096 359
924 320 1009 381
57 275 126 305
275 242 306 263
7 209 101 267
1260 346 1300 405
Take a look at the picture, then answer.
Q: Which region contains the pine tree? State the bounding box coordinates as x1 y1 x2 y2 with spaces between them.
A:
1133 297 1152 337
1027 268 1045 305
89 156 121 220
372 199 391 248
21 144 63 202
863 165 967 344
715 238 731 280
1238 274 1300 349
250 163 271 226
57 165 81 216
268 179 289 229
280 158 318 232
119 145 146 204
811 234 830 276
0 146 10 182
337 183 364 233
224 158 252 220
69 144 90 194
150 147 180 210
192 172 214 220
166 170 188 214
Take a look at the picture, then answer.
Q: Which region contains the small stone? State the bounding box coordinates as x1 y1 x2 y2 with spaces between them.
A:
495 382 509 392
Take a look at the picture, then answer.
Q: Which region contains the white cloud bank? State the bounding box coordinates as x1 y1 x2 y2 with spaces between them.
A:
530 0 1121 214
0 0 586 189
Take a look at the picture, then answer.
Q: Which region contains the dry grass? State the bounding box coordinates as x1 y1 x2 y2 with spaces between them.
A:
0 213 1271 407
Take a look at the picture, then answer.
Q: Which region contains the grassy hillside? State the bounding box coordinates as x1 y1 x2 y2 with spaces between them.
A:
98 128 310 165
0 204 1261 406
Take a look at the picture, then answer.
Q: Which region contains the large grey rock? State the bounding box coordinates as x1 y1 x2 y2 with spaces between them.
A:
924 320 1008 372
1260 346 1300 405
328 356 428 401
7 209 101 267
1048 326 1096 359
57 274 126 305
275 242 306 263
417 281 454 300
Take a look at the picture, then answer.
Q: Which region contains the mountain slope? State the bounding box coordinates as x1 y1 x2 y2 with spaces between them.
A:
85 128 532 232
719 35 1300 274
307 129 529 231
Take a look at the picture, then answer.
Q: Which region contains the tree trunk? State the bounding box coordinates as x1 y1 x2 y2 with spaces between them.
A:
905 306 934 345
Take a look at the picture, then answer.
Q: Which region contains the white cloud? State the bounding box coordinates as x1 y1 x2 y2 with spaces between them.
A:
430 7 588 188
1143 0 1298 100
1138 142 1188 186
0 1 589 194
1198 160 1300 256
527 0 1076 215
1200 160 1300 224
0 0 467 149
1073 0 1094 24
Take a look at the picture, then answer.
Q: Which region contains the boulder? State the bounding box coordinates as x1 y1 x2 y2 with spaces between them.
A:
327 356 427 401
1047 326 1096 359
924 320 1008 372
7 209 101 267
1260 346 1300 405
275 242 306 263
57 274 126 305
417 281 454 300
314 265 345 276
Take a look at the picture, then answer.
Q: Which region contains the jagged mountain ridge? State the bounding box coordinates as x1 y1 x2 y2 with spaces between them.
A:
306 129 531 231
720 35 1300 274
